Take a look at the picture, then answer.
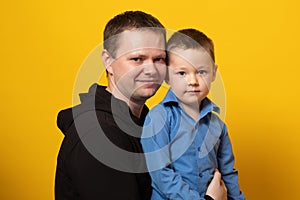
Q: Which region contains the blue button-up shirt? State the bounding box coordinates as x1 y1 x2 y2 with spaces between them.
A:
141 89 245 200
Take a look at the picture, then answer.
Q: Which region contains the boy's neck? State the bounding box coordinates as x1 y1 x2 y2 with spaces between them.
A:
180 102 201 121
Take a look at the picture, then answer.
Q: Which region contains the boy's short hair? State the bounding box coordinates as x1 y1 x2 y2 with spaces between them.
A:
104 10 166 58
167 28 215 63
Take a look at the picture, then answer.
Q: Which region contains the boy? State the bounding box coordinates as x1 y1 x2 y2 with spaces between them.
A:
141 29 245 199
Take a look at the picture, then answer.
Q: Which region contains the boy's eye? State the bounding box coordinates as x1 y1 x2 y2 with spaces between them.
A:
198 70 207 75
177 71 185 76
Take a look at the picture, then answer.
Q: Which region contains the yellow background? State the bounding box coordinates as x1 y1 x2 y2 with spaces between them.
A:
1 0 300 199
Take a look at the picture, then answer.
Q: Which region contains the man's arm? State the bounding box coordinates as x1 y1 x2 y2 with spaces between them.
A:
205 170 227 200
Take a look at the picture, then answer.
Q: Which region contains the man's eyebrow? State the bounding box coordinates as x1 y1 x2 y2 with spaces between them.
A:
128 52 166 58
126 51 146 57
154 53 166 58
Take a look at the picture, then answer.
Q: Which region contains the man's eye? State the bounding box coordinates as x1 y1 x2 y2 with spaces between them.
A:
154 57 166 63
131 57 142 62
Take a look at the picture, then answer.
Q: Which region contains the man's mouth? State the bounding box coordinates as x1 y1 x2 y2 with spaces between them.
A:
138 79 160 84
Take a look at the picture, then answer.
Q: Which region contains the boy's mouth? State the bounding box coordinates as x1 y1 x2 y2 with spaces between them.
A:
186 90 200 93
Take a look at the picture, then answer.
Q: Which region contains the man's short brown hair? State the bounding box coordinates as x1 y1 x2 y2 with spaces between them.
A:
103 11 166 58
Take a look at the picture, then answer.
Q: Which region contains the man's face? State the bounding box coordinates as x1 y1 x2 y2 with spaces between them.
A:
107 30 166 103
168 48 217 107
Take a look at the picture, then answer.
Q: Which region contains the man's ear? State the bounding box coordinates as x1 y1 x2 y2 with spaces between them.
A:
102 49 114 74
164 66 170 84
212 64 218 82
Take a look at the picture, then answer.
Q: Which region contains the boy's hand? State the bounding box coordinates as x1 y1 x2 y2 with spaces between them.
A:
206 170 227 200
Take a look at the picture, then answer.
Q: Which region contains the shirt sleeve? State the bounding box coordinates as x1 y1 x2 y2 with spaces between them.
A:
141 106 204 200
217 125 245 200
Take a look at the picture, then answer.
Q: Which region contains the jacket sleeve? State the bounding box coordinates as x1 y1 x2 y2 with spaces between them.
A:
217 125 245 200
55 150 79 200
141 107 204 200
55 115 147 200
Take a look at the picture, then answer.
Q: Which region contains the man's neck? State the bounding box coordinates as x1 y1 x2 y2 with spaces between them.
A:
106 86 145 118
128 100 145 118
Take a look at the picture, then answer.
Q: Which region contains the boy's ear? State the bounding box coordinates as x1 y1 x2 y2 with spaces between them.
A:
212 64 218 82
102 49 114 74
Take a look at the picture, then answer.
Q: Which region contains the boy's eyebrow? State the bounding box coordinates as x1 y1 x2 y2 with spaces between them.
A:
171 65 210 72
171 66 189 71
196 65 207 68
194 64 210 69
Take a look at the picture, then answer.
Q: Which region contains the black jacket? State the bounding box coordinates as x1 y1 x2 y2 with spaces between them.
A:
55 84 152 200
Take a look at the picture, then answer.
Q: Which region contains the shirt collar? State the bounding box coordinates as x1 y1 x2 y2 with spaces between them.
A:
161 88 220 117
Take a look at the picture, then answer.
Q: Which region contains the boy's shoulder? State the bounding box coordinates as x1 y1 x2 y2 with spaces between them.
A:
146 101 181 126
148 102 173 117
210 111 225 126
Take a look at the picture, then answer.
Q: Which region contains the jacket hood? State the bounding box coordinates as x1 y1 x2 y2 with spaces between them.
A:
56 84 111 135
56 83 149 136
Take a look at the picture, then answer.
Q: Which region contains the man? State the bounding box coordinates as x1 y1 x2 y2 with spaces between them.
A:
55 10 227 200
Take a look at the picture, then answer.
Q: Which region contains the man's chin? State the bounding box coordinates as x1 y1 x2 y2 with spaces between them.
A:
133 88 159 101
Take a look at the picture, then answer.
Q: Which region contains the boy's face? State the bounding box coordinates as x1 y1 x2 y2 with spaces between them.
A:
168 48 217 107
106 30 166 103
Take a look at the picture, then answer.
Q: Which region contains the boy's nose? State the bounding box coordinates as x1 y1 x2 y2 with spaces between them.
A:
187 74 199 85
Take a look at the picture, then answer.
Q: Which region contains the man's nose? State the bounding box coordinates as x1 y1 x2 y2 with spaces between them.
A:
143 60 157 75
